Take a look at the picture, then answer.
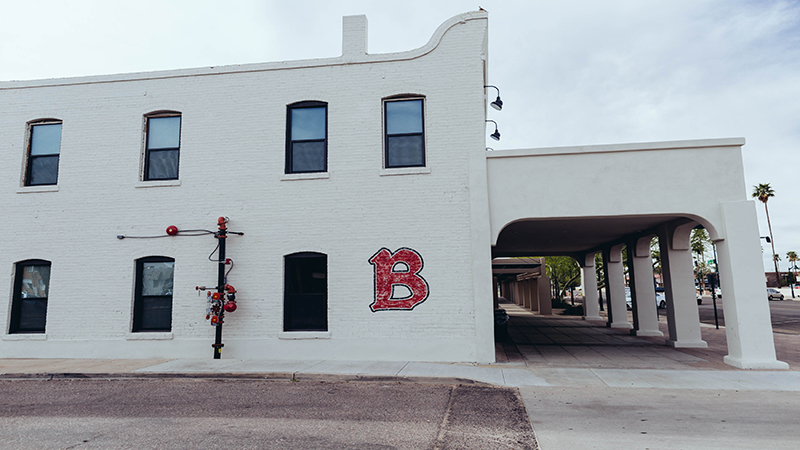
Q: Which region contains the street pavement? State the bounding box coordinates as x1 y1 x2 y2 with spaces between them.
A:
2 300 800 449
0 379 534 450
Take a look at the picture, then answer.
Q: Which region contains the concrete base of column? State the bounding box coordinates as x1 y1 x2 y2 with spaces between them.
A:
632 329 664 337
723 355 789 370
610 322 633 329
666 339 707 348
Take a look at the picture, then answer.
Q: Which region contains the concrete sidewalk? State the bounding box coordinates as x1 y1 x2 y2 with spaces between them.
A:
4 307 800 450
2 357 799 392
2 301 799 390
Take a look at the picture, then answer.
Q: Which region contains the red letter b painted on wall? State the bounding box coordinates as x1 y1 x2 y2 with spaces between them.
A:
369 247 429 311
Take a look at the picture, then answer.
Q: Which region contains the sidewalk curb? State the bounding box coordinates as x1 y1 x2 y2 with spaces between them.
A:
0 371 493 386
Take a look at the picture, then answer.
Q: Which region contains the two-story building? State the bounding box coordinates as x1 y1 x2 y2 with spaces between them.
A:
1 11 786 369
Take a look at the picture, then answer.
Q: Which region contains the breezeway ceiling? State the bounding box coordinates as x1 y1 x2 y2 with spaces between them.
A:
492 215 690 257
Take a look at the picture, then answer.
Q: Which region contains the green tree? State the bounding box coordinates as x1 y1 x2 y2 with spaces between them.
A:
752 183 779 284
787 251 798 288
544 256 581 301
691 228 711 292
649 238 661 276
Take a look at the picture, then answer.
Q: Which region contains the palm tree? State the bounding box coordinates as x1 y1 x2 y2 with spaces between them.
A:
752 183 779 285
787 251 798 296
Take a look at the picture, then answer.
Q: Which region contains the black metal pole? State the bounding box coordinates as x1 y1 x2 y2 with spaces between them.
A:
213 224 227 359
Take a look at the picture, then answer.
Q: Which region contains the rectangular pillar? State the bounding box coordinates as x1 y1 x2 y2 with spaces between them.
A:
659 222 707 348
604 245 631 329
582 263 601 320
538 275 552 315
716 201 788 369
628 236 663 336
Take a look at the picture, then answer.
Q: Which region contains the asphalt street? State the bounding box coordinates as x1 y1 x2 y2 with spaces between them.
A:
697 296 800 334
0 379 536 450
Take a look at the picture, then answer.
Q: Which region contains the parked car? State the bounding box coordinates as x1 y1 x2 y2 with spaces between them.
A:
625 287 668 309
656 292 666 309
767 288 784 301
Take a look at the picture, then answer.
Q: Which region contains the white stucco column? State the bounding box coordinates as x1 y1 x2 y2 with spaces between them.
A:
522 278 532 310
716 201 788 369
538 275 552 315
581 253 602 320
658 222 707 348
628 235 663 336
604 244 632 329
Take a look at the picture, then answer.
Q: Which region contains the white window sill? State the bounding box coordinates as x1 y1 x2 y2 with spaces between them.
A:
126 332 174 340
135 180 181 188
379 167 431 176
16 185 59 194
278 331 331 340
3 334 47 341
281 172 330 181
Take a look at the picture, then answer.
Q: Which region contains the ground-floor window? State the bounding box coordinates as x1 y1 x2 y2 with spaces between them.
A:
133 256 174 332
284 252 327 331
9 260 51 333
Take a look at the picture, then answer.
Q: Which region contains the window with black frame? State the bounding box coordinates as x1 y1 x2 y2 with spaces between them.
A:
144 114 181 180
133 257 174 332
284 253 327 331
286 101 327 173
9 260 51 334
25 121 62 186
384 98 425 168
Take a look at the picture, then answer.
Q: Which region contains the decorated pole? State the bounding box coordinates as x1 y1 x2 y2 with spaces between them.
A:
213 217 227 359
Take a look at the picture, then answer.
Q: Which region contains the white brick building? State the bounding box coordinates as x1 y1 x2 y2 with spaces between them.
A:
1 12 495 362
1 11 786 369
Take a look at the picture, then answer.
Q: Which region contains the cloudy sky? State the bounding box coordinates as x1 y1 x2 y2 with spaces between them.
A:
2 0 798 271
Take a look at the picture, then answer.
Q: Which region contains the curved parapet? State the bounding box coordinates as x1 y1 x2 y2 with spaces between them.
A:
0 11 489 89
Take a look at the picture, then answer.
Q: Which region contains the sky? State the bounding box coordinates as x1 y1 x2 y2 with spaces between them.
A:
2 0 798 271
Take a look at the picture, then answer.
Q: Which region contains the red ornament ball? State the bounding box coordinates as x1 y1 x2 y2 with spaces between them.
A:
166 225 179 236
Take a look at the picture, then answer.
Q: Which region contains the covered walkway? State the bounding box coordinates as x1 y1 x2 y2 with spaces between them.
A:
495 299 739 370
486 138 787 369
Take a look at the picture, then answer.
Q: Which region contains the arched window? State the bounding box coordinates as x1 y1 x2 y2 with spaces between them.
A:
10 259 51 333
133 256 174 332
143 111 181 181
25 119 62 186
284 252 327 331
286 101 327 173
383 95 425 168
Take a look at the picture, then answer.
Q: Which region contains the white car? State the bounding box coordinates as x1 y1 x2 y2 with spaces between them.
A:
767 288 784 301
625 287 668 309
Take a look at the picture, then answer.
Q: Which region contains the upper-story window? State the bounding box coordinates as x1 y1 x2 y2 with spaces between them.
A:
144 113 181 181
286 101 327 173
25 121 62 186
384 97 425 168
9 259 51 334
133 256 174 332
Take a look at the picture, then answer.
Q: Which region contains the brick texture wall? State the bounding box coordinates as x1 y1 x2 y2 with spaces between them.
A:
0 12 492 361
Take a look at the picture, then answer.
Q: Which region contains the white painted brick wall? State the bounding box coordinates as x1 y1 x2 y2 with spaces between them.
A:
0 12 493 362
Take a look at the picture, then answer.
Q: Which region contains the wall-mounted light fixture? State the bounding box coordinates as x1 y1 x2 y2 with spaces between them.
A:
484 85 503 111
486 120 501 141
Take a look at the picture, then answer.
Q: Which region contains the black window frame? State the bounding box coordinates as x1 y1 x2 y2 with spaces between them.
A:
24 120 62 186
286 101 328 174
284 252 328 332
133 256 175 332
9 259 51 334
383 96 426 169
143 112 182 181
